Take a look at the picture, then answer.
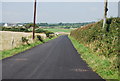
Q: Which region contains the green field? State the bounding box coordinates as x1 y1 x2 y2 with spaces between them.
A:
43 28 73 33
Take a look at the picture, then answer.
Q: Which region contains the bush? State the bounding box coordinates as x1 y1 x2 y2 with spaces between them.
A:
21 37 30 45
70 17 120 71
44 30 54 38
35 29 45 33
70 17 120 57
24 23 39 29
49 34 55 39
2 27 30 32
37 35 44 43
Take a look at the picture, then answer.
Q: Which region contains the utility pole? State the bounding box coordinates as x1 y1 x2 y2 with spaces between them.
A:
118 1 120 17
33 0 37 39
103 0 108 29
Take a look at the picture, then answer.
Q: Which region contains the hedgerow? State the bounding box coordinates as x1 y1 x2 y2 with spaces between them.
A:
70 17 120 77
71 17 119 57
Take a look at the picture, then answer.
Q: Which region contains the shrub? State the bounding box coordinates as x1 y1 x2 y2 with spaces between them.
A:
37 35 44 43
35 29 45 33
44 30 54 38
70 17 120 70
21 37 30 45
70 17 120 57
24 23 39 29
49 34 55 39
2 27 30 32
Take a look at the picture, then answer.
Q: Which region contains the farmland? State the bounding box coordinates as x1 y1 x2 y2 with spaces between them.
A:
0 31 46 51
0 27 71 52
43 28 74 33
0 31 58 59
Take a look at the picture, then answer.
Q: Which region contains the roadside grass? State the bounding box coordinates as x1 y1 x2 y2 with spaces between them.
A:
0 37 57 60
43 28 73 33
68 36 119 81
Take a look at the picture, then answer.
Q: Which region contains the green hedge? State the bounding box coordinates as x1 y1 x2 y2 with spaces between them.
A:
69 36 118 80
70 17 120 79
70 17 119 57
2 27 30 32
1 27 54 36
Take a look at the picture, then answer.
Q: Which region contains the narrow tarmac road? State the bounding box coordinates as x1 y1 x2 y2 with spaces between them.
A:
2 35 105 80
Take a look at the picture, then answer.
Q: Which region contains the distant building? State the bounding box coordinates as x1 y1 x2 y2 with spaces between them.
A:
4 23 8 27
3 23 17 27
18 24 23 27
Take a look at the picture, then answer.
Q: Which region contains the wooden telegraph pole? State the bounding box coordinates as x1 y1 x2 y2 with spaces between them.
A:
33 0 37 39
103 0 108 29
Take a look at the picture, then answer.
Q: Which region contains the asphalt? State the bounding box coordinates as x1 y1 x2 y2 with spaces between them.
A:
2 35 105 80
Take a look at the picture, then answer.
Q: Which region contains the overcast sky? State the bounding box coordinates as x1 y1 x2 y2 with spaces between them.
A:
1 0 119 2
1 2 119 23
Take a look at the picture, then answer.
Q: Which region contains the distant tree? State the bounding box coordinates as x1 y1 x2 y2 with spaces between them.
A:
24 23 39 29
39 23 48 26
58 22 63 26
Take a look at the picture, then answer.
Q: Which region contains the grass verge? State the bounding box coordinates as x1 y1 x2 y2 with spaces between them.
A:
0 36 57 60
68 36 119 81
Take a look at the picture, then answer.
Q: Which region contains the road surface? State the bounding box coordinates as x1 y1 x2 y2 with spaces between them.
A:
2 35 105 80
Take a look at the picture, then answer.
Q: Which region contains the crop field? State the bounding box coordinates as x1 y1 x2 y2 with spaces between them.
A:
43 28 74 33
0 31 46 51
0 31 32 51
